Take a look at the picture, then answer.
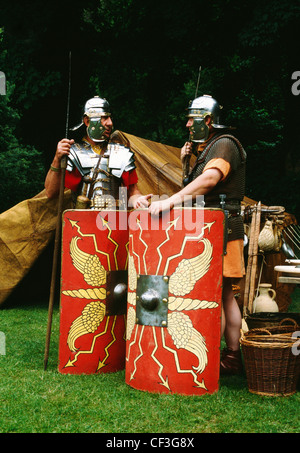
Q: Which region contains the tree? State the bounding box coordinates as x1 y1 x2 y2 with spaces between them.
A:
0 0 299 219
0 27 45 211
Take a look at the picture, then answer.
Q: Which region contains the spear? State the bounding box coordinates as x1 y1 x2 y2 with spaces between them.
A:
182 66 201 186
44 51 72 371
182 133 192 185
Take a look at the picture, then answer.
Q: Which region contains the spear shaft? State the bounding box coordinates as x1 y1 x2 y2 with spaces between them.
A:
44 51 71 371
182 66 201 186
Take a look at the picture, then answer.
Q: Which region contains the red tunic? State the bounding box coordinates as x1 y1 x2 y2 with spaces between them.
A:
65 167 138 192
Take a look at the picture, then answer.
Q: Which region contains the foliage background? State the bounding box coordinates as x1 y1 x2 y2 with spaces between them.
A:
0 0 300 218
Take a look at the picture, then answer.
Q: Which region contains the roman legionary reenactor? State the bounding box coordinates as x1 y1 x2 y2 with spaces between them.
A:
149 94 247 376
45 95 149 209
45 96 150 374
125 95 245 395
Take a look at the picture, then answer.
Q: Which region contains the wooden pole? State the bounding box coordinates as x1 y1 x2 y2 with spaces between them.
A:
243 205 256 317
43 157 67 370
182 154 191 182
248 201 261 314
44 52 71 371
182 133 193 185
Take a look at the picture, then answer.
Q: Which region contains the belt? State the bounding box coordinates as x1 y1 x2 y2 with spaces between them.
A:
90 196 122 209
205 203 241 216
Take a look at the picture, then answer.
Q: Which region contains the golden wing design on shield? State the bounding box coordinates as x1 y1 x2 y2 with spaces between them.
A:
67 301 106 352
70 237 106 286
165 238 213 375
168 238 213 297
168 297 218 311
66 237 107 352
167 311 208 374
62 287 106 300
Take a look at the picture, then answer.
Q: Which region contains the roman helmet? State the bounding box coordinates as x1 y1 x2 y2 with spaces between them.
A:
186 94 227 142
71 96 112 142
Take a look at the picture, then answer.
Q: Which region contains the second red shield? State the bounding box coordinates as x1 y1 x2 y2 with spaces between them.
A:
125 208 224 395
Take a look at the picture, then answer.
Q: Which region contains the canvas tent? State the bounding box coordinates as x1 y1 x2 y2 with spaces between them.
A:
0 131 295 308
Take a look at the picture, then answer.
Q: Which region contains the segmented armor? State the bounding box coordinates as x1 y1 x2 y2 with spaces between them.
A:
67 140 136 209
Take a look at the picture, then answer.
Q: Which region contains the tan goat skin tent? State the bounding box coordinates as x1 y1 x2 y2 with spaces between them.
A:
0 190 73 305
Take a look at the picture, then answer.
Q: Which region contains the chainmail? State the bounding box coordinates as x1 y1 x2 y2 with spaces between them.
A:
190 134 246 241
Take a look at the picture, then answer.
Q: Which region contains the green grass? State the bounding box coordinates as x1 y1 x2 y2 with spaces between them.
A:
0 289 299 434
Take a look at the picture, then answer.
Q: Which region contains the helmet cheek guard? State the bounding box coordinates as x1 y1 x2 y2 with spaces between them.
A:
190 117 210 142
70 96 112 142
86 117 106 142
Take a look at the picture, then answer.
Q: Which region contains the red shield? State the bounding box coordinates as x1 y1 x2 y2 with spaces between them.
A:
58 209 129 374
125 208 224 395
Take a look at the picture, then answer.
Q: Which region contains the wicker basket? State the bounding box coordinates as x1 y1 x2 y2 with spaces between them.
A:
245 313 300 330
240 326 300 396
244 324 299 342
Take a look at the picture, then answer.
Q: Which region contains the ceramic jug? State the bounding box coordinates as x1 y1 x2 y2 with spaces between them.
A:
253 283 279 313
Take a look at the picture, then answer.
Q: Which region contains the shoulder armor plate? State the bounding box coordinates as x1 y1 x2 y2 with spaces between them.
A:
67 141 99 176
67 141 136 178
108 143 136 178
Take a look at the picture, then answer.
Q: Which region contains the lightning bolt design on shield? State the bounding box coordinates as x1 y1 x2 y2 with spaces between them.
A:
126 320 138 362
161 328 207 390
69 218 111 269
151 327 170 390
156 216 180 275
61 214 127 372
163 221 214 275
130 325 145 381
64 315 110 368
136 218 148 274
126 214 220 393
97 315 117 370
